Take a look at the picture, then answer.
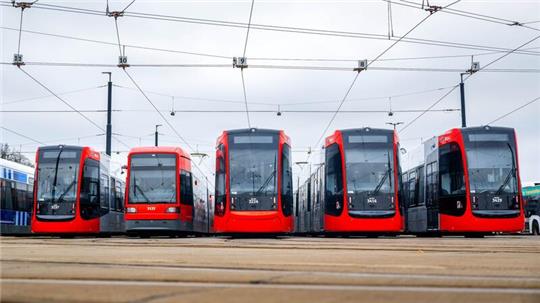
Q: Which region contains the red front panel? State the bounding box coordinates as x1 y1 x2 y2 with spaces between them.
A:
213 130 294 233
437 129 524 233
323 130 404 233
124 149 192 227
32 147 101 234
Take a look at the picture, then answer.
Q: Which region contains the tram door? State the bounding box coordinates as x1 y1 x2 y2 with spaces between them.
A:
424 139 439 231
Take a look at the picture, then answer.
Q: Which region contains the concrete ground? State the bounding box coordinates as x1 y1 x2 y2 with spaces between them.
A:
1 235 539 302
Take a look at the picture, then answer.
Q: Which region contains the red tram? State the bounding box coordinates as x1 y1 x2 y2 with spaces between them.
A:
213 128 294 233
32 145 125 235
296 128 403 234
402 126 524 235
124 146 212 236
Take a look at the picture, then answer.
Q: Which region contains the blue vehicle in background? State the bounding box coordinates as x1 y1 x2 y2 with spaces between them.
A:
1 158 34 235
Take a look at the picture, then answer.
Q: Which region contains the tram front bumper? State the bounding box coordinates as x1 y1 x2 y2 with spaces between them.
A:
126 219 191 232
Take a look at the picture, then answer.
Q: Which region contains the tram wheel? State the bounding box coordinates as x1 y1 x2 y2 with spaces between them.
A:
533 222 539 235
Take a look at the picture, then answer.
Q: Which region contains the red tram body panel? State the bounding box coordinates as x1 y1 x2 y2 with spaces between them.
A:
403 126 524 235
322 128 403 233
124 146 195 233
213 128 294 233
32 145 125 234
436 128 524 233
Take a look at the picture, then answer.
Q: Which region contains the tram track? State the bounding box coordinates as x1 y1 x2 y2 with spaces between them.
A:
2 236 539 254
2 236 539 302
3 278 540 294
2 259 540 289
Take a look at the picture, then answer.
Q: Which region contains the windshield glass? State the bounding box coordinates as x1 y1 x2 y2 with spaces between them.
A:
128 153 177 204
344 135 394 195
37 150 80 204
466 142 517 194
36 149 81 217
229 135 278 197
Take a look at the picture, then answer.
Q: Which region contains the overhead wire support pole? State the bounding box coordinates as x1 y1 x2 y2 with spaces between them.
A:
102 72 113 156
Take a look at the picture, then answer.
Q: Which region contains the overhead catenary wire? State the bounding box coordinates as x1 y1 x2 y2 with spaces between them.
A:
240 70 252 128
242 0 255 58
112 83 459 107
485 96 540 126
120 0 136 13
3 85 106 105
0 108 460 113
17 133 105 147
238 0 256 128
2 0 538 166
16 3 24 54
15 67 131 149
3 1 540 56
1 126 45 145
0 26 232 60
400 32 540 133
390 0 540 32
308 1 457 160
122 69 215 183
5 61 539 74
3 25 540 63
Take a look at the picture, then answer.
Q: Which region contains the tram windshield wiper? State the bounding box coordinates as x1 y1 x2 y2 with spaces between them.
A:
495 143 516 195
255 156 277 196
134 181 151 203
56 179 76 204
372 152 392 196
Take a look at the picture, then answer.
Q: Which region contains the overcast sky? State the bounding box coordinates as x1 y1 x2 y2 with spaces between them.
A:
1 0 539 183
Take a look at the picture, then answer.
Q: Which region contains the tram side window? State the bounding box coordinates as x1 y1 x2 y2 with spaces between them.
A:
407 172 417 207
281 144 293 216
439 143 466 215
180 170 194 206
426 162 438 207
417 166 425 206
111 178 123 212
80 159 100 220
325 144 344 216
215 144 226 212
1 180 14 210
116 184 124 211
100 172 110 214
307 182 312 212
295 191 299 215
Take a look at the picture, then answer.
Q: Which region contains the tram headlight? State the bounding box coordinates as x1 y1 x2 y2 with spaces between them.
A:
126 207 137 213
165 207 180 213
